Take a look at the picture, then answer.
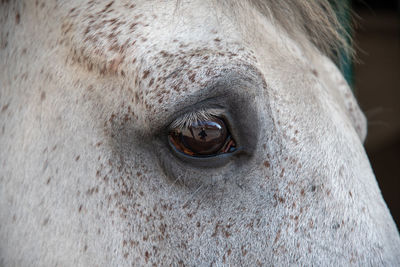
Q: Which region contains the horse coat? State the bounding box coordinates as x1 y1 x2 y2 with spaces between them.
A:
1 0 399 266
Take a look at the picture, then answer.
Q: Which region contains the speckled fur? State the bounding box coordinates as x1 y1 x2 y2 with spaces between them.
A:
1 1 399 266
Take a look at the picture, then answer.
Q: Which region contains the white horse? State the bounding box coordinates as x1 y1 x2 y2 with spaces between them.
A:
1 0 399 265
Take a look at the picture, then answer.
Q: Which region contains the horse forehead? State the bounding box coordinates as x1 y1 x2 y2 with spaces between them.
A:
63 1 264 123
66 0 247 66
64 0 312 121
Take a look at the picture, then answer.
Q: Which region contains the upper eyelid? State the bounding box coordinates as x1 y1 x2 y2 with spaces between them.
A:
156 65 263 133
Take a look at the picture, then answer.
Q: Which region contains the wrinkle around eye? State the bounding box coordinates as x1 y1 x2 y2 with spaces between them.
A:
147 64 266 133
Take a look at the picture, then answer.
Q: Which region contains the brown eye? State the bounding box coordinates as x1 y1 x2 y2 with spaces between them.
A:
169 117 236 156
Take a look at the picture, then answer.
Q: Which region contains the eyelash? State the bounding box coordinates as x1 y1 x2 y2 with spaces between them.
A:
168 108 225 130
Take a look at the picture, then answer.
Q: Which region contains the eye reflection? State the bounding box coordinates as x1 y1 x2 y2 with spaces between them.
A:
169 116 236 156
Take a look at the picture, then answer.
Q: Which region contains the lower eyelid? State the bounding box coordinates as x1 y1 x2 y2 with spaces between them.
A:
167 136 243 168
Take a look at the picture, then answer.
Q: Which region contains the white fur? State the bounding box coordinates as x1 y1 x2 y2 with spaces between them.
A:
0 0 399 266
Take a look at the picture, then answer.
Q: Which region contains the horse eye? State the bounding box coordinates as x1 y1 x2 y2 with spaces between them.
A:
168 117 237 156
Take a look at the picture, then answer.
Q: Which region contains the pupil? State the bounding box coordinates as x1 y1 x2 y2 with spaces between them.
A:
198 129 207 140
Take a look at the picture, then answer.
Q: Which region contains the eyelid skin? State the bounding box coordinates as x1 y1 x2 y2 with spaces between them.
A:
148 63 265 133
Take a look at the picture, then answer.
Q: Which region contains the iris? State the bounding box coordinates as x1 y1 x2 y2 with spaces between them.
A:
169 116 236 157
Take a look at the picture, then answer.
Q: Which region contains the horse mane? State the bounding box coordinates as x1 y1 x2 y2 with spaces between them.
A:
228 0 352 60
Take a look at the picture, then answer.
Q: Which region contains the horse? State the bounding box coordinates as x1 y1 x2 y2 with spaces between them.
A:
1 0 399 265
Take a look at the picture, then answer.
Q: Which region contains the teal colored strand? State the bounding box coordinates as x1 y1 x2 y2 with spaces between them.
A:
331 0 354 89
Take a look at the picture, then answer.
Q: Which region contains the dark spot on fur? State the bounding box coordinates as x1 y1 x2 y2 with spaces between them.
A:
1 103 9 112
15 12 20 24
148 78 154 87
309 219 314 228
273 229 281 244
263 161 270 168
142 70 150 79
311 69 318 77
311 185 316 192
188 73 196 82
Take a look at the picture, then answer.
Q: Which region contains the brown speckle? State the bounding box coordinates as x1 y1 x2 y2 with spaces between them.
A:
188 73 196 82
142 70 150 79
279 168 285 177
273 229 281 244
15 12 20 24
311 69 318 77
1 103 9 113
311 185 316 192
309 219 314 228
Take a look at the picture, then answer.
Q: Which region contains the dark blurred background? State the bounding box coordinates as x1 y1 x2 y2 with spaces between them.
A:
352 0 399 229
